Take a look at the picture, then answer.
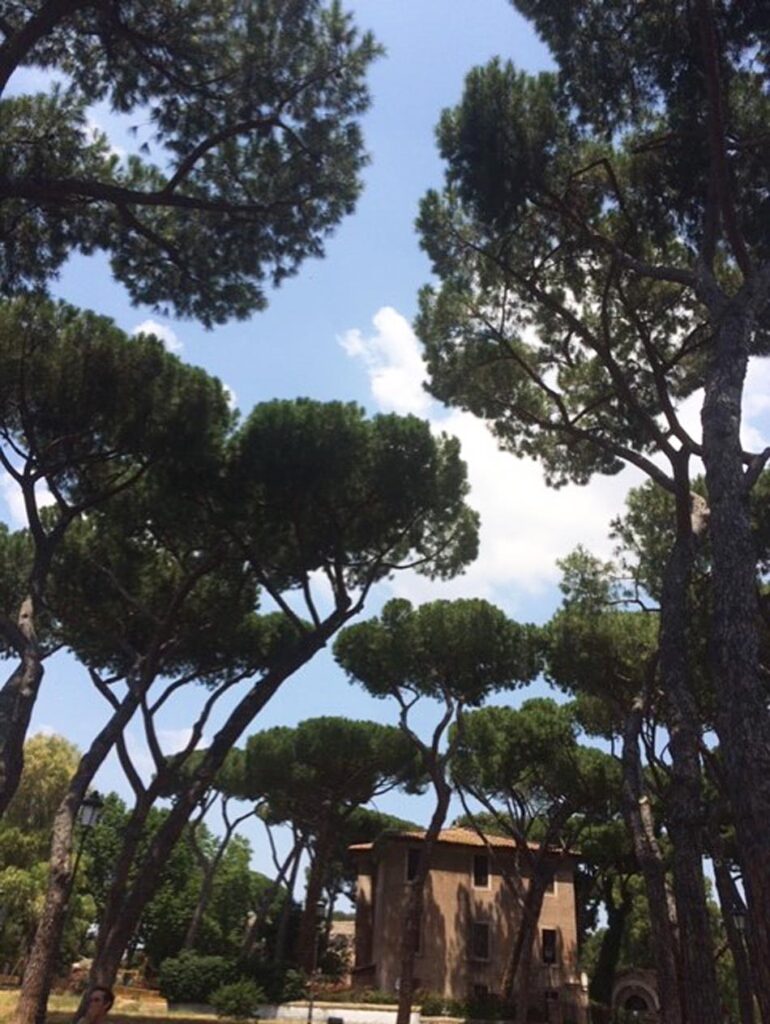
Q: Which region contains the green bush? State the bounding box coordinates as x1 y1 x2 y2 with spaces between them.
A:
158 952 236 1003
243 961 306 1003
418 993 469 1016
211 980 267 1019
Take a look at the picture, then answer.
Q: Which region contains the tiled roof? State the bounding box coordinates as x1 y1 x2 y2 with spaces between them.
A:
349 826 575 855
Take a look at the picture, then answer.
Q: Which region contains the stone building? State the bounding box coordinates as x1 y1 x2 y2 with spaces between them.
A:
349 828 587 1023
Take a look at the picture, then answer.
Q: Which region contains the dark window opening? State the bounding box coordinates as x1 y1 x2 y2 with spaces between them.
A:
542 928 558 965
471 921 490 961
473 853 490 888
473 984 489 999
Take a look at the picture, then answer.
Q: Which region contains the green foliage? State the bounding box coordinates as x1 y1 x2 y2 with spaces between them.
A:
158 952 236 1004
335 597 539 704
227 400 479 588
0 733 81 966
210 980 266 1019
2 732 79 833
1 1 382 323
245 964 306 1004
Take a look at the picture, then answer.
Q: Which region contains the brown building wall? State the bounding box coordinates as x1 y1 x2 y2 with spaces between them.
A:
354 836 581 1004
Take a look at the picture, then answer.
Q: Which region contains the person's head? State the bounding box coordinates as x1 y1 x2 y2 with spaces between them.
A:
85 987 114 1022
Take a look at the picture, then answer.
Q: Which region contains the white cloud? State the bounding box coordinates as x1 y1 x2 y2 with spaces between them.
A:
0 471 54 528
223 384 238 411
132 318 183 354
342 307 642 608
338 306 430 415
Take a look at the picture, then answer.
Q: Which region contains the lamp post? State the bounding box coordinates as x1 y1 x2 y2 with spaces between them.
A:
66 790 104 948
71 791 104 887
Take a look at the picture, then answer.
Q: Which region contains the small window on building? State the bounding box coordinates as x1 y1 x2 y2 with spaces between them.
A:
542 928 558 965
473 853 490 888
471 921 490 961
543 864 556 894
406 847 421 882
473 984 489 999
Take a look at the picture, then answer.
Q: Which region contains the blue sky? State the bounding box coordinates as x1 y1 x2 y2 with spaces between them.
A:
5 1 770 880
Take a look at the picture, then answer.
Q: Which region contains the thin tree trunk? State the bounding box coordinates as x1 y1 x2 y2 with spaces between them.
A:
298 825 334 973
0 598 44 815
13 677 145 1024
588 886 630 1007
274 846 303 965
658 487 720 1024
622 695 683 1024
395 772 452 1024
701 301 770 1022
80 626 339 1014
508 871 548 1024
240 836 302 963
713 856 755 1024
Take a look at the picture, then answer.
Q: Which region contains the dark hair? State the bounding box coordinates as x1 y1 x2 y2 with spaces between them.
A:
91 987 115 1010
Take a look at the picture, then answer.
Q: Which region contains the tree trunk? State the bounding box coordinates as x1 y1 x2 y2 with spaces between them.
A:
14 678 145 1024
588 887 630 1007
508 871 548 1024
395 771 452 1024
701 301 770 1022
240 840 302 963
81 627 337 1012
298 825 334 973
0 598 44 815
622 697 683 1024
273 847 303 965
182 834 229 951
658 490 720 1024
713 856 755 1024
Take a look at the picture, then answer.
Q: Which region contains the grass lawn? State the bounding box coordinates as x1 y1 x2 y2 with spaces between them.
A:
0 990 223 1024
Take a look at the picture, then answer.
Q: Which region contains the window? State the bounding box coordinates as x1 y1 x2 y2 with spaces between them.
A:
406 847 421 882
542 928 558 965
542 864 556 895
472 853 490 888
471 921 490 961
472 984 489 999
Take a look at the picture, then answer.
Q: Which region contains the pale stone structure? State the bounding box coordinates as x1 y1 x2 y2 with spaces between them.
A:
349 828 587 1023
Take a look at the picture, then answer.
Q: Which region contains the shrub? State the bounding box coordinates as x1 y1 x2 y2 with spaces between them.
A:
244 961 306 1003
211 979 267 1019
158 952 236 1004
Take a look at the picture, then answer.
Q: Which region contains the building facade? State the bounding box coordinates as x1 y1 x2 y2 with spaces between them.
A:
349 828 586 1023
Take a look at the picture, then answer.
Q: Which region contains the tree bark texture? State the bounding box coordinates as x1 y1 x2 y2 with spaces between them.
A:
82 627 339 1010
395 772 452 1024
701 302 770 1022
658 498 721 1024
713 856 755 1024
14 682 146 1024
588 887 630 1007
0 598 44 815
622 699 683 1024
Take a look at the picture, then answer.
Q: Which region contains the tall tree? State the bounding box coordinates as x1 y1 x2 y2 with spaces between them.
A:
239 717 423 974
450 698 621 1024
0 297 231 816
415 4 770 1013
335 597 539 1024
65 398 478 1010
0 0 380 323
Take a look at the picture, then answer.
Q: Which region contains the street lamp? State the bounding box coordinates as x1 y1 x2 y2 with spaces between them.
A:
68 792 104 910
78 791 104 831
